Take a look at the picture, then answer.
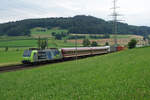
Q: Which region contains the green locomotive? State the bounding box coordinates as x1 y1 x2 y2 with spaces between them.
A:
22 48 63 64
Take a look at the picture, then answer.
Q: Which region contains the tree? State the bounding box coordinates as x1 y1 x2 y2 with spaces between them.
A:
37 36 41 49
128 39 137 49
37 37 48 49
5 46 8 52
105 42 109 46
54 34 62 40
64 39 67 43
41 40 47 49
51 32 56 36
1 15 150 36
91 41 98 47
82 38 90 47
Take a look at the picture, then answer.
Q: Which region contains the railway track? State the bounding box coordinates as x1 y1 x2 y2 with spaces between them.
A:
0 64 50 73
0 64 31 73
0 53 107 73
0 57 77 73
0 60 66 73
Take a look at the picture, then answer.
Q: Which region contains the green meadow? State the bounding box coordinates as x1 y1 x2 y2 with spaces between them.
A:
0 50 23 66
0 47 150 99
0 38 75 48
110 34 130 38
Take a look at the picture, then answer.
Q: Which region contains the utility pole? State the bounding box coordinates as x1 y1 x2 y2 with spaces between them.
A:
113 0 117 46
72 20 78 62
75 34 78 62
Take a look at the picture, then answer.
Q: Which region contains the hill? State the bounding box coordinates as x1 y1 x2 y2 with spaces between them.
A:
0 15 150 37
0 47 150 99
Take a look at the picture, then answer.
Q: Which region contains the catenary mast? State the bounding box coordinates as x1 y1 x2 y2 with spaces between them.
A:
111 0 122 46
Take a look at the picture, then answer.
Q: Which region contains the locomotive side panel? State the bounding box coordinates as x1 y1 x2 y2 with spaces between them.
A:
22 48 62 64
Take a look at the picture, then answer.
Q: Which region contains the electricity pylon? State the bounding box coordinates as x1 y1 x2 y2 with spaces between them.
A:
111 0 123 46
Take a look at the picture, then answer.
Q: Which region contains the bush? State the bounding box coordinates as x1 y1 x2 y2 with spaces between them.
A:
16 48 19 51
91 41 98 47
5 47 8 52
128 39 137 49
54 34 62 40
83 38 90 47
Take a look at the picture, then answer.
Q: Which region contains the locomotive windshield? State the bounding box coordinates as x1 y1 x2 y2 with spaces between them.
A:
23 50 32 57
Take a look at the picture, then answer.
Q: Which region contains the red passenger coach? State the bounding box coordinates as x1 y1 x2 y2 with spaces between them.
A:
91 47 109 55
61 47 92 58
61 46 110 58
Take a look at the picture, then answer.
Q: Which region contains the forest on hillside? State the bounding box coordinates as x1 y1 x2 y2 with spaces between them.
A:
0 15 150 37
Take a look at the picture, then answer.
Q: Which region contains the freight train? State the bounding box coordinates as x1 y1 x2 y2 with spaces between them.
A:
22 46 123 64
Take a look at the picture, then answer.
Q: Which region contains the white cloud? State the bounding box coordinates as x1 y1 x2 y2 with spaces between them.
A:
0 0 150 26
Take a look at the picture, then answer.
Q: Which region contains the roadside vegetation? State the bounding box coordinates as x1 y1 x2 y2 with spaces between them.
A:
0 47 150 99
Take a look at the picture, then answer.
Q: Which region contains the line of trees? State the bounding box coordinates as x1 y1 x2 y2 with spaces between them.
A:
82 38 98 47
0 15 150 36
51 32 68 40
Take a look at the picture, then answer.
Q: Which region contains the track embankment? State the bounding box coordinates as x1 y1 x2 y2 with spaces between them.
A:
0 58 74 73
0 53 107 73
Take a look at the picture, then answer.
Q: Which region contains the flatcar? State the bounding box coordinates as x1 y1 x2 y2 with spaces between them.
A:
22 48 63 64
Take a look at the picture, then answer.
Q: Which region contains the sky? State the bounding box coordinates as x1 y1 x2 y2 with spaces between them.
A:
0 0 150 26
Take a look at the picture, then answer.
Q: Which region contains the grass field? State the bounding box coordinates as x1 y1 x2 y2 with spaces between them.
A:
0 50 23 66
0 47 150 99
110 34 130 38
0 37 76 48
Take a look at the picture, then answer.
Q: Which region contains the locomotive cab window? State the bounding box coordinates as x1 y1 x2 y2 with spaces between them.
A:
23 50 32 57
